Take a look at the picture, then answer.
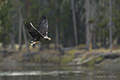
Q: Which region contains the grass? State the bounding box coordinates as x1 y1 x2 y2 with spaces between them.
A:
1 43 120 66
61 54 74 65
88 56 104 66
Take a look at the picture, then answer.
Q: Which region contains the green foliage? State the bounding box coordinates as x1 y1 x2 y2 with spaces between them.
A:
83 56 104 66
61 55 74 64
113 12 120 37
0 0 12 44
0 0 120 48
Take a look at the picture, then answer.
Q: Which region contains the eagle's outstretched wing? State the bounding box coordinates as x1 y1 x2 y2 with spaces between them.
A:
38 15 48 36
25 22 44 41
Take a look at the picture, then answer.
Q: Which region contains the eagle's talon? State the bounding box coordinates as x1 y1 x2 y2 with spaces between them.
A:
30 41 38 46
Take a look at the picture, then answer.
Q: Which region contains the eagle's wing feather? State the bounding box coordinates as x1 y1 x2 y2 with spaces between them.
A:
38 15 48 36
25 22 44 40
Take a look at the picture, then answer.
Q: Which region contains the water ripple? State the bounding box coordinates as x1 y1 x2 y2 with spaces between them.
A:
0 71 84 76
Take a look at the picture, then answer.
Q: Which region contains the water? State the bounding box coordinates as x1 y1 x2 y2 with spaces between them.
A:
0 63 119 80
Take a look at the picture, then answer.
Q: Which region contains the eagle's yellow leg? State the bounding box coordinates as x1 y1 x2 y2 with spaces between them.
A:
35 41 39 43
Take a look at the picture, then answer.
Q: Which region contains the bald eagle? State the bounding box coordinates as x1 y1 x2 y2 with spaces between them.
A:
25 15 51 46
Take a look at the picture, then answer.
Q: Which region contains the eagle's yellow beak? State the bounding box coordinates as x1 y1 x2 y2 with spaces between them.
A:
49 38 51 40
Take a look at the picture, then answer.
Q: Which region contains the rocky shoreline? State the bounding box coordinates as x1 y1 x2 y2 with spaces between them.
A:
0 48 120 67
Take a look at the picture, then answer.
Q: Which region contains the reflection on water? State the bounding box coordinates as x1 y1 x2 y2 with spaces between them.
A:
0 71 84 76
0 63 119 80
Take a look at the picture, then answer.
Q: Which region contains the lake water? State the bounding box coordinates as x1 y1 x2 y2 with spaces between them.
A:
0 63 119 80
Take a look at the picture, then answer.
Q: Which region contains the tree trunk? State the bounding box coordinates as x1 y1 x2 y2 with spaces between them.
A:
71 0 78 46
55 24 59 49
22 22 30 53
91 0 96 49
18 8 22 51
109 0 112 52
18 7 30 53
85 0 90 50
10 33 15 50
10 15 17 50
55 0 59 49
